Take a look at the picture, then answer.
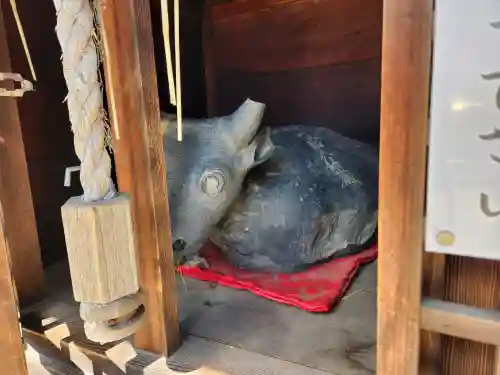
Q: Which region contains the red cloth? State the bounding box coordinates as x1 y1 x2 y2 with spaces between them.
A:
177 243 378 313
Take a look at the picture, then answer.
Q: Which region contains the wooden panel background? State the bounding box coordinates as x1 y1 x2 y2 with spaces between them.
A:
0 0 44 304
150 0 208 118
1 0 81 267
204 0 383 146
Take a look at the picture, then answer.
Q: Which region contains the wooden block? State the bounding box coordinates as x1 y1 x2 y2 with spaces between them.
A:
61 193 139 304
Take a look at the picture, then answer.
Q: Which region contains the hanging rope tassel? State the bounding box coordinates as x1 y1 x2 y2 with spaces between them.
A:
173 0 183 142
160 0 183 141
53 0 145 344
160 0 176 107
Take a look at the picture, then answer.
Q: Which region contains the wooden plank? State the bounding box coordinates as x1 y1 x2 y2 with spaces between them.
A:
420 253 445 375
23 329 84 375
203 0 382 146
0 0 44 304
0 201 27 371
203 0 217 116
0 213 27 374
1 0 83 268
494 346 500 375
24 323 334 375
377 0 433 374
97 0 180 355
184 266 376 375
209 0 382 73
421 299 500 346
442 256 500 375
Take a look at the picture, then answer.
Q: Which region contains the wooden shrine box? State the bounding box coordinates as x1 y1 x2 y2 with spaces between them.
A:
1 0 500 374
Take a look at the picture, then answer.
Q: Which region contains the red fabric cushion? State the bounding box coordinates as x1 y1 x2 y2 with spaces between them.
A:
177 243 377 313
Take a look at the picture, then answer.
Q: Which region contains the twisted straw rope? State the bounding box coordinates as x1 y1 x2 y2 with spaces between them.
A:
53 0 114 202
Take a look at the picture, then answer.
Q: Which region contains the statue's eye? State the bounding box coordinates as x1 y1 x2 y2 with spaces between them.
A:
200 169 226 196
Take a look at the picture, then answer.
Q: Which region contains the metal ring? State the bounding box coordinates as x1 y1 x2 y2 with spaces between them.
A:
80 291 144 322
83 304 146 344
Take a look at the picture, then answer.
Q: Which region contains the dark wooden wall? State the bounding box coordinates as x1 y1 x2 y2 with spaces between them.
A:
150 0 208 118
1 0 80 267
204 0 383 146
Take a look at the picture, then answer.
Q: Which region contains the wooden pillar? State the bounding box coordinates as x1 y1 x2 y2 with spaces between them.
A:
377 0 434 374
0 4 29 363
98 0 180 355
0 200 28 375
0 0 44 304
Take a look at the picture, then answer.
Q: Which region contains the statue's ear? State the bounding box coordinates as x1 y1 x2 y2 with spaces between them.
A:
238 127 275 172
227 98 266 146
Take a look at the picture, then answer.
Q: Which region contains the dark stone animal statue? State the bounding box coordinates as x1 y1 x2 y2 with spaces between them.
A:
162 100 378 273
162 99 274 263
211 125 378 273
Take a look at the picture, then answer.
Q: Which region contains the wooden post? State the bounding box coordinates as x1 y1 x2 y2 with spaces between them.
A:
0 0 44 304
0 200 28 375
98 0 180 355
378 0 434 374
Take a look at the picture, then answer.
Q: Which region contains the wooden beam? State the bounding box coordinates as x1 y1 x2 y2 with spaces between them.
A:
0 203 27 375
377 0 433 374
98 0 180 355
0 0 44 304
421 298 500 346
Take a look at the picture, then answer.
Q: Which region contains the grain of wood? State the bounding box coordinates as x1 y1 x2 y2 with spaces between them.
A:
443 256 500 375
203 0 382 146
97 0 180 355
421 299 500 346
0 142 27 375
1 0 83 268
0 0 44 304
493 346 500 375
420 252 445 375
210 0 382 73
25 321 335 375
203 0 217 115
0 212 28 375
378 0 433 374
61 194 139 304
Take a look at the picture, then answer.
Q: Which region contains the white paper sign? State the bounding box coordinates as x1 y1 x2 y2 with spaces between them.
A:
426 0 500 259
